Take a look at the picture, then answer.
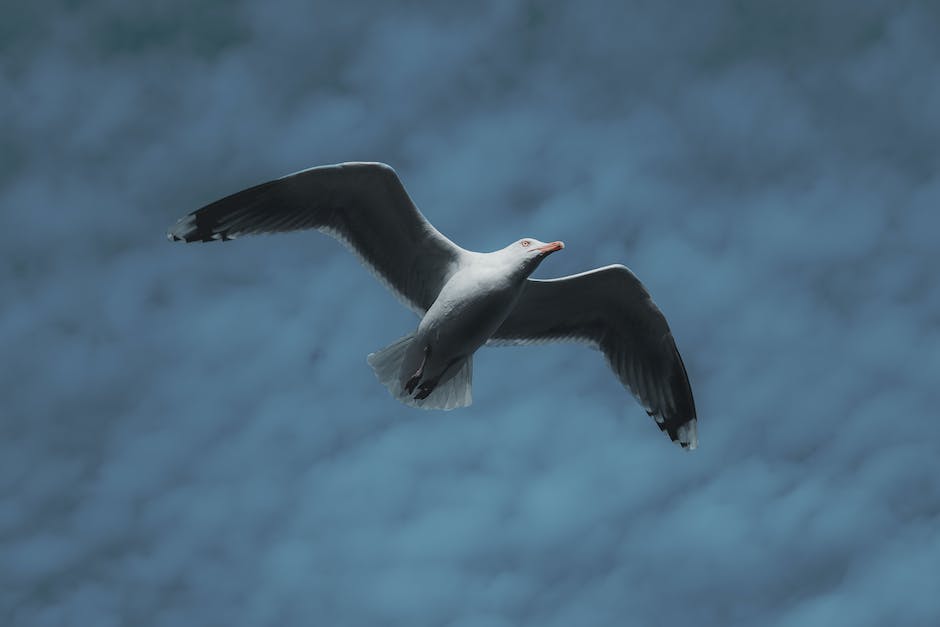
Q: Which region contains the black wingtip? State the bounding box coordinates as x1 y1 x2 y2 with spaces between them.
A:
167 215 198 242
166 214 238 243
670 418 698 450
650 411 698 450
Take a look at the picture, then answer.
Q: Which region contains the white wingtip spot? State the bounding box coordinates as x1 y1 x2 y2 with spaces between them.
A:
677 419 698 450
167 215 196 242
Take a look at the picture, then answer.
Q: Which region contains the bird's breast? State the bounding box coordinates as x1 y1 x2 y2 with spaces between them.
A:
418 268 521 356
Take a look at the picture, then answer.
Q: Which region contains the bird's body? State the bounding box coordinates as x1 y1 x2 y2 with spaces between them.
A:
406 263 519 388
168 162 698 449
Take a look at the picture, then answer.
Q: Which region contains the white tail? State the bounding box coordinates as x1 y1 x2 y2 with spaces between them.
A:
367 334 473 411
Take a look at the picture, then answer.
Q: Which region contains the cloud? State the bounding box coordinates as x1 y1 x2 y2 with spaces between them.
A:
2 1 939 625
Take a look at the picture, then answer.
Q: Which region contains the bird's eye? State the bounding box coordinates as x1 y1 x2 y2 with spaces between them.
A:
521 240 530 247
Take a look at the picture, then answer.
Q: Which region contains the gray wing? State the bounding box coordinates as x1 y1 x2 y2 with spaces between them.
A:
168 162 465 314
490 264 697 449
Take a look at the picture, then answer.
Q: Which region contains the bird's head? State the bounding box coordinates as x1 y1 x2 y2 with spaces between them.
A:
501 237 565 277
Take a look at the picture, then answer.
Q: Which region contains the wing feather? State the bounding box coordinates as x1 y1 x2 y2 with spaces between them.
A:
168 162 466 314
490 264 697 449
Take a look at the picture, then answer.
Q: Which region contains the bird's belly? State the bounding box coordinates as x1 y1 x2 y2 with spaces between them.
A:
416 284 516 365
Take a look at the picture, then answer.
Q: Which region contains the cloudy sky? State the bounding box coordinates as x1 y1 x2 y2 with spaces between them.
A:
3 1 939 625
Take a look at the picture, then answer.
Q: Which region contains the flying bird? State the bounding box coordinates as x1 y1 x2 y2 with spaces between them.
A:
168 162 697 449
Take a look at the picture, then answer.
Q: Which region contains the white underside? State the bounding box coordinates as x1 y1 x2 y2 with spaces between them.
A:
367 333 473 411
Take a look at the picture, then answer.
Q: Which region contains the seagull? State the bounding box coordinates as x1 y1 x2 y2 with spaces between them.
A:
168 162 697 449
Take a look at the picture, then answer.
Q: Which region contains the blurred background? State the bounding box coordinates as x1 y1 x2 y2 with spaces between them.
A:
2 1 939 625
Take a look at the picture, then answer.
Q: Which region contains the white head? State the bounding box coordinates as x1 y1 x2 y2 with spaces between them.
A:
498 237 565 277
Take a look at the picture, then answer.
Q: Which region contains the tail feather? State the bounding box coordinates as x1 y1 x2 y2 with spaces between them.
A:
366 333 415 391
367 334 472 411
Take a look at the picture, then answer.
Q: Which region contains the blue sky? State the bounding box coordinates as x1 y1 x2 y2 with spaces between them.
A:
2 1 939 625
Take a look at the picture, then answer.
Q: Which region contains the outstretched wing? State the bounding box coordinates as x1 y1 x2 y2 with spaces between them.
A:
168 162 466 314
490 264 697 449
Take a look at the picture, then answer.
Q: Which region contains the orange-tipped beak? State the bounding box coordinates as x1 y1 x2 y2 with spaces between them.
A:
536 241 565 254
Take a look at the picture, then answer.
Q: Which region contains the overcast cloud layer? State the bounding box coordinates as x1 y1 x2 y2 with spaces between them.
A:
3 1 939 625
